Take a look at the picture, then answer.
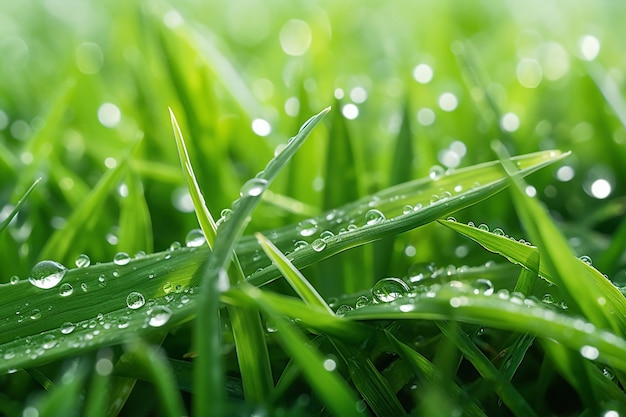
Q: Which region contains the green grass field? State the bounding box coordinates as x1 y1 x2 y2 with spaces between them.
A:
1 1 626 416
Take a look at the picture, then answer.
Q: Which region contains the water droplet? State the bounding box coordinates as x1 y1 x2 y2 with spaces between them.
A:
163 282 173 294
446 216 456 222
147 306 172 327
402 205 413 214
169 241 182 251
602 368 615 380
61 322 76 334
75 254 91 268
126 292 145 309
335 305 353 317
42 334 57 349
185 228 206 247
365 209 385 226
492 228 505 236
320 230 334 240
240 178 268 197
293 240 308 251
372 277 411 303
311 239 326 252
355 296 370 309
579 255 593 265
579 345 599 360
59 283 73 297
472 278 494 295
117 315 130 329
297 219 319 237
10 276 20 285
478 224 489 232
81 282 88 292
113 252 130 266
29 260 68 289
30 309 41 320
429 165 444 180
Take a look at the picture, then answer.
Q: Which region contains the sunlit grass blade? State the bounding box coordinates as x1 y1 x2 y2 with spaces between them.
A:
385 331 486 417
246 150 569 287
255 232 333 314
235 285 368 417
436 322 538 416
193 107 330 416
0 177 41 235
122 339 187 417
117 170 154 255
169 108 217 248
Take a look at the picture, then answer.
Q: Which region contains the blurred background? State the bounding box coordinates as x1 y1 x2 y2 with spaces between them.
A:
1 0 625 285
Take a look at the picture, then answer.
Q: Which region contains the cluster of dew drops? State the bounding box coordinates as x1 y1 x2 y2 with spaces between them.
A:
6 228 208 358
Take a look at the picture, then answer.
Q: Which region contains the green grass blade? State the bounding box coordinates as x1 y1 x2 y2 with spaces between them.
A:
117 170 154 255
255 232 333 315
193 107 330 416
385 331 486 417
246 150 569 287
0 177 41 235
236 285 368 417
436 322 538 417
345 287 626 374
33 364 85 417
123 339 188 417
169 108 217 248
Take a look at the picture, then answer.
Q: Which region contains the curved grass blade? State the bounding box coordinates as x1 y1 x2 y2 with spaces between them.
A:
0 177 41 235
245 150 570 287
345 286 626 375
193 107 330 416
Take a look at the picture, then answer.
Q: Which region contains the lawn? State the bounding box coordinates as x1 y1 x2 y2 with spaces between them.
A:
1 1 625 416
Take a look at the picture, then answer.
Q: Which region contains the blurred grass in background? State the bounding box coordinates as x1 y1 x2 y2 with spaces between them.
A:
1 1 626 414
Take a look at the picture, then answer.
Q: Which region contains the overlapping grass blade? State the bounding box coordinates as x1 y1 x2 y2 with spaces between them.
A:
235 285 367 417
193 107 330 415
0 177 41 235
436 322 538 416
246 150 569 287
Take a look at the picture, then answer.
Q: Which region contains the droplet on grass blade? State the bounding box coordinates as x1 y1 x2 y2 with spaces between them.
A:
365 209 385 226
311 239 326 252
113 252 130 266
372 277 410 303
240 178 268 197
59 283 73 297
126 292 145 309
147 306 172 327
29 260 67 289
185 228 206 247
75 254 91 268
297 219 318 237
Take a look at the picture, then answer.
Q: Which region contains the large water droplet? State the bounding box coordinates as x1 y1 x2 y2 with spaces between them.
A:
240 178 268 197
297 219 319 237
372 277 411 303
59 283 74 297
61 322 76 334
365 209 385 226
29 260 68 289
147 306 172 327
75 254 91 268
185 228 206 247
113 252 130 266
311 239 326 252
126 292 145 309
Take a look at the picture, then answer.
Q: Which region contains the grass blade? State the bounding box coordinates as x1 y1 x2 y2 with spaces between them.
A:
0 177 41 235
255 232 333 314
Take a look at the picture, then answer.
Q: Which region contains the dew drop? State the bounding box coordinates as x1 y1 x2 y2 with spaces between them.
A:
147 306 172 327
320 230 334 240
81 282 88 292
126 291 145 309
240 178 268 197
311 239 326 252
580 345 599 360
293 240 309 251
75 254 91 268
169 241 182 251
493 228 505 236
429 165 445 180
579 255 593 266
28 260 68 289
402 205 413 214
10 275 19 284
355 296 370 309
372 277 411 303
478 224 489 232
446 216 456 222
335 305 353 317
117 315 130 329
42 334 57 349
61 322 76 334
472 278 494 295
365 209 385 226
113 252 130 266
30 309 41 320
163 282 173 294
185 228 206 247
297 219 319 237
59 283 73 297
